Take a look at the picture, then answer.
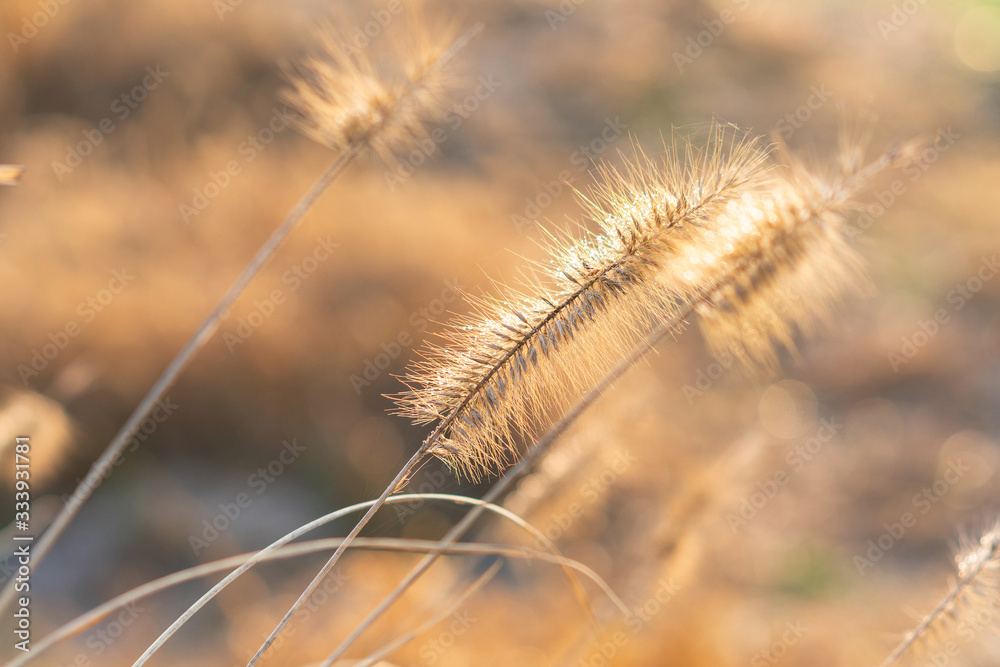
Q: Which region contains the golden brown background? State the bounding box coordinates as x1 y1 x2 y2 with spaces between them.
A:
2 0 1000 664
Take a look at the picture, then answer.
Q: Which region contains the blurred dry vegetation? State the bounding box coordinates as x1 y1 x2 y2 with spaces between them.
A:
2 0 1000 665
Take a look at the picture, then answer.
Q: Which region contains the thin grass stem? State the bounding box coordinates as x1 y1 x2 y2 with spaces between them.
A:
0 150 359 617
352 560 504 667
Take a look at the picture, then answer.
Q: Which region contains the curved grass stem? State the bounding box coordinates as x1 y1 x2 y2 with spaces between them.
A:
317 301 697 665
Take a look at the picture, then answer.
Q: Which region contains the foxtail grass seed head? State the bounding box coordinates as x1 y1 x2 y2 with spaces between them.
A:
394 123 904 482
282 16 463 161
689 135 910 373
0 164 24 186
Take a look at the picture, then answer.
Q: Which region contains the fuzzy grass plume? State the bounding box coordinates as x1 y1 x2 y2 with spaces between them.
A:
394 124 771 481
395 124 906 482
879 519 1000 666
0 10 478 624
0 164 24 185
